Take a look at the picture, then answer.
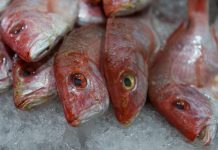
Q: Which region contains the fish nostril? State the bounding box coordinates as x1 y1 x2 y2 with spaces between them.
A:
9 22 26 36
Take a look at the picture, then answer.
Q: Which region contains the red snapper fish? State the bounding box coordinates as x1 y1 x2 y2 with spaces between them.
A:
0 37 12 92
0 0 79 62
77 0 105 26
103 10 159 125
13 53 56 110
149 0 218 145
103 0 152 17
54 25 109 126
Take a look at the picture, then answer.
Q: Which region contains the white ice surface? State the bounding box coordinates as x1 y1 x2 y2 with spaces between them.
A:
0 90 217 150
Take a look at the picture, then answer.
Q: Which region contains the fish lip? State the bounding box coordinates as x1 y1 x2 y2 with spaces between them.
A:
15 94 55 110
29 34 63 62
197 124 217 145
29 44 50 62
68 100 109 126
116 110 140 126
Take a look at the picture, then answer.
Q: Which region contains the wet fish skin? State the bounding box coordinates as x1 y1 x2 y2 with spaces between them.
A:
0 38 12 93
0 0 78 62
149 0 218 145
13 54 56 110
77 0 105 26
103 0 152 17
54 25 109 126
103 11 158 125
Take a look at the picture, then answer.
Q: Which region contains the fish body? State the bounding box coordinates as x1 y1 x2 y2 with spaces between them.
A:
0 37 12 93
54 25 109 126
103 11 158 125
13 54 56 110
0 0 79 62
77 0 105 26
103 0 151 17
149 0 218 145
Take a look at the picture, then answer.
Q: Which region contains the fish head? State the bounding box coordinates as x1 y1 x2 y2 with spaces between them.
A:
152 83 215 144
105 47 148 125
55 52 109 126
0 43 12 92
1 10 69 62
13 57 56 110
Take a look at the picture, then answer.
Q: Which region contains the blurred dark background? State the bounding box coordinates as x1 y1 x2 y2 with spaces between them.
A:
210 0 218 23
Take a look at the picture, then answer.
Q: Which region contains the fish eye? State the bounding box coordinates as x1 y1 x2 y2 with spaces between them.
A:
9 22 26 36
70 73 87 88
121 72 135 90
173 99 189 110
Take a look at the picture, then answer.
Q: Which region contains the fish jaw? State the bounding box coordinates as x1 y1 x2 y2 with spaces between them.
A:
149 83 215 142
77 0 105 26
103 0 151 16
0 10 69 62
0 43 12 93
55 52 109 126
13 58 56 110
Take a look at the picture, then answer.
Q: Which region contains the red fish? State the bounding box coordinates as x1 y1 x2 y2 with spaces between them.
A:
0 37 12 92
103 0 152 17
149 0 218 145
54 25 109 126
0 0 79 62
13 53 56 110
77 0 105 26
103 10 159 125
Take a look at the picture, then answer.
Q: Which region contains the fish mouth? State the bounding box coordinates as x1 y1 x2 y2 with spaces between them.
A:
69 98 109 127
29 44 50 62
15 94 55 110
29 34 63 62
117 111 140 126
198 124 217 145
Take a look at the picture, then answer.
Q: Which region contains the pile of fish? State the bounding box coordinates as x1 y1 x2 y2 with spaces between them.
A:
0 0 218 146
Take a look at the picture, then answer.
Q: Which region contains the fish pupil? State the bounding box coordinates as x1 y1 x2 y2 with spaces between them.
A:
175 101 185 110
71 73 87 88
124 77 132 87
74 78 82 87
